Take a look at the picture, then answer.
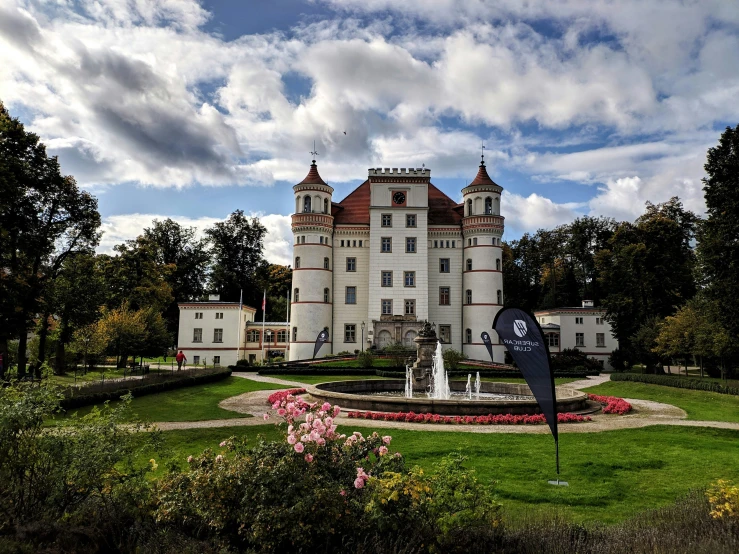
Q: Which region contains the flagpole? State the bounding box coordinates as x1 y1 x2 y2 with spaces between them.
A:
286 289 290 360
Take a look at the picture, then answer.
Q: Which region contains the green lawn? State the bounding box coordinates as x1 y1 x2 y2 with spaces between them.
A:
143 423 739 525
310 358 401 368
278 374 394 385
56 377 286 423
585 381 739 423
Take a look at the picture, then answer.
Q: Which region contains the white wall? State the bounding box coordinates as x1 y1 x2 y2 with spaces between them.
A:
177 303 254 367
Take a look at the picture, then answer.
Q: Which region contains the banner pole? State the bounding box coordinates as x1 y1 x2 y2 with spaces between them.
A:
556 439 560 475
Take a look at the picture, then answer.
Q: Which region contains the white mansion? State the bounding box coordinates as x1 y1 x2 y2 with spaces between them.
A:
288 157 506 362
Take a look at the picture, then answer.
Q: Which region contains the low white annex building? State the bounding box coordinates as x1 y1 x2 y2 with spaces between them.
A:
534 300 619 369
177 295 289 366
289 156 506 362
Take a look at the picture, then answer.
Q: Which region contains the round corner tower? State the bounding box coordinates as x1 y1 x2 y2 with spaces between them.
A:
289 160 334 361
461 157 506 363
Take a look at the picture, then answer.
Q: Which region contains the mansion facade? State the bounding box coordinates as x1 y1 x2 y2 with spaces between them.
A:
288 158 506 362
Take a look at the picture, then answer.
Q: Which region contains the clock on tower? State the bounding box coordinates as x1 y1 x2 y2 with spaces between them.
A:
392 191 407 206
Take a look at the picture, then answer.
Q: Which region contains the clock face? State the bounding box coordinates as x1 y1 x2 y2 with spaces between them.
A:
392 191 406 205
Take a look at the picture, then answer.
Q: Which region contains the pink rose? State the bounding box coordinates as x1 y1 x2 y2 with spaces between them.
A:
215 455 223 462
379 446 388 456
322 402 331 411
287 434 297 445
382 436 392 445
316 438 326 446
187 455 193 463
277 408 286 416
305 454 314 463
263 414 269 421
294 442 305 453
354 477 365 489
219 441 227 447
340 490 346 496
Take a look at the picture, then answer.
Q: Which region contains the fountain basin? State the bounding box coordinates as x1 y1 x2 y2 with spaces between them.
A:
307 379 589 416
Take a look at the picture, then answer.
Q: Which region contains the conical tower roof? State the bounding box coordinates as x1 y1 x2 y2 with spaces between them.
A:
469 160 498 187
297 160 328 186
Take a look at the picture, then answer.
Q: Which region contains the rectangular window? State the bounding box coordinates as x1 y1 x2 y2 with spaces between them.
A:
292 327 297 342
575 317 584 324
575 333 585 347
345 286 357 304
381 237 392 252
406 237 416 253
213 356 221 365
596 317 604 325
381 214 392 227
452 241 455 248
247 330 259 342
277 330 288 343
195 312 203 319
439 325 451 344
353 240 356 247
193 328 202 342
215 312 223 319
346 257 356 271
596 333 605 347
404 271 415 287
340 240 344 247
406 214 416 227
359 240 363 247
434 240 438 248
381 299 393 315
446 240 450 248
345 324 356 343
547 334 559 347
439 258 450 273
213 328 223 343
193 355 200 365
404 299 416 315
381 271 393 287
439 286 450 305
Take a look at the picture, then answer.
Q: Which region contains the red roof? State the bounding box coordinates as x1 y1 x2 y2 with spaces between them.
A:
469 162 498 187
297 161 328 186
333 180 462 226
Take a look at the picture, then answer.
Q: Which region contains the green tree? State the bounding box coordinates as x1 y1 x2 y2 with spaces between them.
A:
258 263 292 321
631 318 663 373
142 218 210 337
206 210 268 314
98 304 168 368
596 198 697 353
698 124 739 374
69 319 110 370
565 216 616 304
0 104 101 377
502 235 543 312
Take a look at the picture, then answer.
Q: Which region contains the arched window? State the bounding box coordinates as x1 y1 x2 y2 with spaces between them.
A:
497 290 502 304
324 198 329 213
324 288 330 302
465 328 472 344
466 258 472 271
303 196 312 213
296 196 302 213
294 288 299 302
485 197 492 214
467 199 472 216
292 327 297 342
324 257 329 269
496 258 501 271
295 257 300 269
466 289 472 304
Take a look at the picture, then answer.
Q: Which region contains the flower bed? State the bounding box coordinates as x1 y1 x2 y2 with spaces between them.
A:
346 410 592 425
588 394 632 414
267 388 306 405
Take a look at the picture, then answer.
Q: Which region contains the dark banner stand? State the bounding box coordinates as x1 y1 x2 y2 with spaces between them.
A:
313 329 329 360
493 308 568 486
480 331 495 363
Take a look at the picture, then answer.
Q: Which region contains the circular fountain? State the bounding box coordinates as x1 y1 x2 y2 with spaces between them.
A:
307 322 588 416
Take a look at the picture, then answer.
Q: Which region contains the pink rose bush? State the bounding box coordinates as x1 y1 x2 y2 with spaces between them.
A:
346 410 592 425
588 394 632 415
266 388 306 405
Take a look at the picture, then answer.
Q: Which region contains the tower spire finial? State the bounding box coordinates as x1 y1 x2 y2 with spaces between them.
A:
481 140 486 166
310 140 319 164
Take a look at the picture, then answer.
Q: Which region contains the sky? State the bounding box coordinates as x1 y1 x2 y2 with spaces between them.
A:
1 0 738 266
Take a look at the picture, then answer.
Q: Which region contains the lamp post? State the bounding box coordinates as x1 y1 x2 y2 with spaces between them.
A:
361 321 365 352
265 330 272 363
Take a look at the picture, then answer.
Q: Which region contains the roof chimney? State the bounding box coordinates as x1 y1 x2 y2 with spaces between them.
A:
208 294 220 301
582 300 594 308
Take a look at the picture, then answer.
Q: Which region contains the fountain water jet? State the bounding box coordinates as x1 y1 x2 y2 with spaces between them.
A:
428 341 450 400
475 372 481 399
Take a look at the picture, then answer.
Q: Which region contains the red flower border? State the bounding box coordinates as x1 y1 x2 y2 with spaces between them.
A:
587 394 632 414
346 411 592 425
267 388 306 405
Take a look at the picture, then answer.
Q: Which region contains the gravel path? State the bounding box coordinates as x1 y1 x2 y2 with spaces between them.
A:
148 373 739 434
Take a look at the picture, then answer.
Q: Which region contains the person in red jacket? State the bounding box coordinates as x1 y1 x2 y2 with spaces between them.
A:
176 350 187 370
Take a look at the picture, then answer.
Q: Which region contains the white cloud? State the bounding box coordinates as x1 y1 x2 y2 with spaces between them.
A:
502 191 584 235
98 213 294 266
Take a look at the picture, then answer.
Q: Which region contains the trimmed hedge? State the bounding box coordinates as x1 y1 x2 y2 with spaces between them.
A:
610 373 739 396
259 368 379 376
60 369 232 410
375 369 592 379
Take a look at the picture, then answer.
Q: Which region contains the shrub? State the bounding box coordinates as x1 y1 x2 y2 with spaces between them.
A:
551 348 602 373
357 350 375 368
610 373 739 396
707 480 739 521
443 348 468 370
383 342 415 367
235 359 251 367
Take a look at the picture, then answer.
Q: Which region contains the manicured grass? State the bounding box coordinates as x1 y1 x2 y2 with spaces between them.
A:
585 381 739 423
144 423 739 525
56 377 286 423
277 374 392 385
311 358 401 368
480 376 579 385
